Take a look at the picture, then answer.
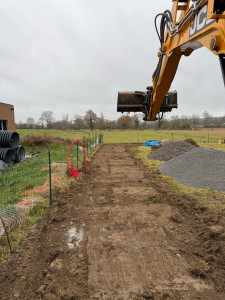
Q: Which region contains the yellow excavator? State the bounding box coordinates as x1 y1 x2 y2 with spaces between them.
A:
117 0 225 121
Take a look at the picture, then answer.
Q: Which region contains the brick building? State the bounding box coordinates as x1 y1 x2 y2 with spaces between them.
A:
0 102 15 131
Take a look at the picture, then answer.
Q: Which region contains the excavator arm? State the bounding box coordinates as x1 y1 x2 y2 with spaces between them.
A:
117 0 225 121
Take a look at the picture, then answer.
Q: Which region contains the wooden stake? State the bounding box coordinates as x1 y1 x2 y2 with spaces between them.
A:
0 216 12 255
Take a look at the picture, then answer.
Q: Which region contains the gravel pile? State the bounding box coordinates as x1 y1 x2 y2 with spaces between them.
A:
149 141 195 162
159 147 225 192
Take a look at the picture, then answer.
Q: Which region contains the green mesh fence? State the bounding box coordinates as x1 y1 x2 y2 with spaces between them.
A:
0 133 103 255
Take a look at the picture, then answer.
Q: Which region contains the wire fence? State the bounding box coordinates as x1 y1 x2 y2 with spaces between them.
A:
0 133 103 256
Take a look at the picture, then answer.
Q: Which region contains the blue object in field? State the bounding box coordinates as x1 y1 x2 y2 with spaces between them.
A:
144 140 160 147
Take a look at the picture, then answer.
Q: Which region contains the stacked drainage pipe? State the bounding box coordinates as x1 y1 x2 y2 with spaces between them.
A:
0 131 25 167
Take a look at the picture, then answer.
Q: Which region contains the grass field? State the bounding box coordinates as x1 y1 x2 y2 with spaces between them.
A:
17 128 225 143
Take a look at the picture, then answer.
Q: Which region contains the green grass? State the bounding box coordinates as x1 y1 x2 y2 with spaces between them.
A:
17 128 225 145
0 200 48 258
0 144 70 206
18 129 93 141
199 143 225 151
0 136 101 207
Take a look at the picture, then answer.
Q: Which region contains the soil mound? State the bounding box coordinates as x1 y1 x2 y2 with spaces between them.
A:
149 140 195 162
159 147 225 191
184 138 199 147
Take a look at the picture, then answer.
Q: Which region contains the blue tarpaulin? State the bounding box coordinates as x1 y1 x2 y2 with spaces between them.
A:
144 140 160 147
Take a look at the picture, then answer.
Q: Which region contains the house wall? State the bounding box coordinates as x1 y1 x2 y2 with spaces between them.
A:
0 102 15 131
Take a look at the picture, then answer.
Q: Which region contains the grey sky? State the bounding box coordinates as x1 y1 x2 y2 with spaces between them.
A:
0 0 224 123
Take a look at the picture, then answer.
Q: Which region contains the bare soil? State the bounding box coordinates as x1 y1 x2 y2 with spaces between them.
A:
0 144 225 300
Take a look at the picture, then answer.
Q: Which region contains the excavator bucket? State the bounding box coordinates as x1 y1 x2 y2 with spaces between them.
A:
117 91 146 113
117 90 178 114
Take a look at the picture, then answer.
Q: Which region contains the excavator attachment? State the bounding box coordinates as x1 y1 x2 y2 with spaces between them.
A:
219 54 225 86
117 0 225 121
117 90 177 120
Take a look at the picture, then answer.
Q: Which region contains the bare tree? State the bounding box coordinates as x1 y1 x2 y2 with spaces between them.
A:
96 113 106 130
26 117 35 129
16 121 27 129
40 111 54 129
74 114 85 130
38 117 45 129
62 114 69 130
132 115 140 129
191 114 201 128
117 115 132 129
202 111 212 128
84 110 97 130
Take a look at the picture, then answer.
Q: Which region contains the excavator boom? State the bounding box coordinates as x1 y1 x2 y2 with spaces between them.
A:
117 0 225 121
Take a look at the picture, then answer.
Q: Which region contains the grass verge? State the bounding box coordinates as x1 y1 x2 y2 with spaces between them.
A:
0 136 103 259
0 143 69 206
0 200 48 259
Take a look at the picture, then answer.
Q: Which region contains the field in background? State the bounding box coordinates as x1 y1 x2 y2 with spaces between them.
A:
18 128 225 150
2 127 225 207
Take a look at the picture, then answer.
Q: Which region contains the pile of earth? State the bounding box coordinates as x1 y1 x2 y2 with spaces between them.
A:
184 138 199 147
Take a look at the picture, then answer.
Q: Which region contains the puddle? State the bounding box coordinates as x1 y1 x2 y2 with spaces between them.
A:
67 227 84 249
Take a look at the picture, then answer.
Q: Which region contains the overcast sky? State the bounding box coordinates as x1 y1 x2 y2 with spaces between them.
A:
0 0 224 123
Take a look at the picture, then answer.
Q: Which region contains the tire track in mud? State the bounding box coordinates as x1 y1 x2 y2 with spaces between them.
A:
0 144 225 300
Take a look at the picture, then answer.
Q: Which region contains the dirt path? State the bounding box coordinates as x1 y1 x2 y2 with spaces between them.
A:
0 144 225 300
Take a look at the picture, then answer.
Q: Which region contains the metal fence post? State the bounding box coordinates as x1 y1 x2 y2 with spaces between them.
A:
87 142 89 158
77 141 79 169
48 150 52 205
90 138 92 155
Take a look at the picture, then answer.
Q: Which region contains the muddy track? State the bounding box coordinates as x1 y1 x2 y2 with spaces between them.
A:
0 144 225 300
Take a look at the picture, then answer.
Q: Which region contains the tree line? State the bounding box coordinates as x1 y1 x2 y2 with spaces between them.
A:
16 110 225 130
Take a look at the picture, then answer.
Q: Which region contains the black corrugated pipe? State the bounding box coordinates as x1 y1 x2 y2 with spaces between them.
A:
12 148 17 161
0 131 20 148
0 148 14 164
15 145 26 163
